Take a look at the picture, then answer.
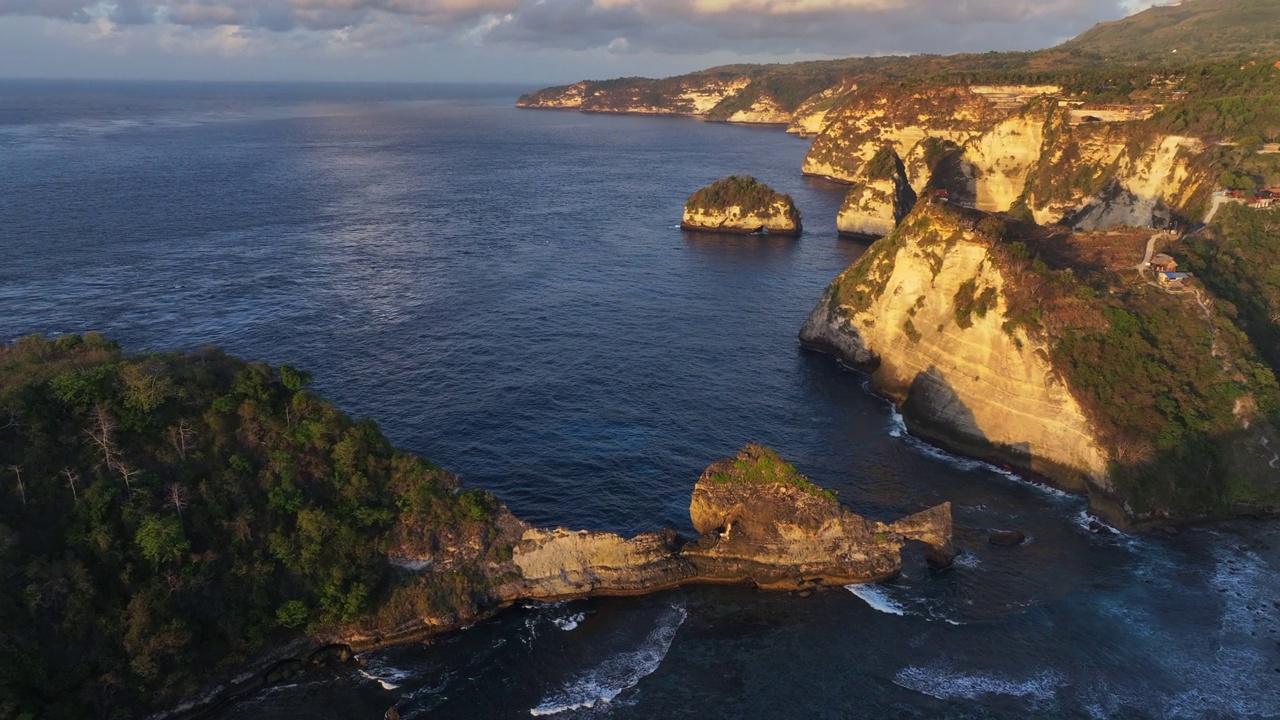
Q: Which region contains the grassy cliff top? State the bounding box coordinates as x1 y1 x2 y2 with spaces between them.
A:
702 444 838 503
685 175 797 217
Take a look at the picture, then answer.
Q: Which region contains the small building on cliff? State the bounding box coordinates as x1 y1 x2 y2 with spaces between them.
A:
1151 253 1178 272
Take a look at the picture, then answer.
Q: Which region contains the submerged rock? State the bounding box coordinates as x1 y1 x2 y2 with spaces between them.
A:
988 530 1027 546
681 175 801 235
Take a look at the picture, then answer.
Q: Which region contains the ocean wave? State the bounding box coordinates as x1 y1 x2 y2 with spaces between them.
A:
554 612 587 631
952 550 981 569
359 669 402 691
357 656 414 691
881 400 1073 501
846 583 963 626
845 584 908 616
529 603 687 716
894 665 1062 702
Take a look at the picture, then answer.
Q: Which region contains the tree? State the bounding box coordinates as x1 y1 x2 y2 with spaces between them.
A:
166 419 194 461
279 365 313 393
61 468 79 503
134 515 188 567
164 483 188 526
9 465 24 509
85 404 122 474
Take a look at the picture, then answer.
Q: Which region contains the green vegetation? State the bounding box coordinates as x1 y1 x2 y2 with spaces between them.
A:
706 444 838 503
829 200 1280 518
685 175 797 221
0 335 509 718
1153 62 1280 140
952 279 999 329
965 211 1280 517
865 145 901 182
1059 0 1280 64
1180 204 1280 368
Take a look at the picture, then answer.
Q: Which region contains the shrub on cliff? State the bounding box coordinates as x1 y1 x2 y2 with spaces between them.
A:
685 175 796 219
0 335 506 718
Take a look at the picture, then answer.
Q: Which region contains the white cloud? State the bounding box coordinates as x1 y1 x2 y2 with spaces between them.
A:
0 0 1142 62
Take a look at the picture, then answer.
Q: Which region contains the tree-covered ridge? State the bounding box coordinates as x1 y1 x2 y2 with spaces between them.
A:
1180 204 1280 368
1059 0 1280 64
685 175 798 219
0 335 508 718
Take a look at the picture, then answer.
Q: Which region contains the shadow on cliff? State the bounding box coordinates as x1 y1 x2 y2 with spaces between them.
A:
899 365 1034 477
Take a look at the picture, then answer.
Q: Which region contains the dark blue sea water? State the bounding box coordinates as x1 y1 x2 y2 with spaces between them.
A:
3 81 1279 720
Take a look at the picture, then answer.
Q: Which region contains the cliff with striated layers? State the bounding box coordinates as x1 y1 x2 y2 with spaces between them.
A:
803 202 1110 493
804 89 1214 235
801 200 1280 526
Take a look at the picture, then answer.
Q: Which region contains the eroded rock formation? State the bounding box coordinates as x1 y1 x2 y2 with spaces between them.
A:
507 444 953 598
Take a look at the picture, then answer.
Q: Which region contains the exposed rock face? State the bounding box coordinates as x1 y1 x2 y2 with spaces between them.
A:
800 202 1111 495
683 445 954 587
804 88 1212 233
836 147 918 237
512 528 693 599
506 445 954 596
682 176 802 235
515 76 752 115
787 81 858 136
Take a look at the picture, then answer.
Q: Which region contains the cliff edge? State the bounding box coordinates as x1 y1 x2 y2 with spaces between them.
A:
801 200 1280 527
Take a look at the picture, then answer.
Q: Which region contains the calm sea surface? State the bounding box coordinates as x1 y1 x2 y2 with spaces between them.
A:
2 81 1279 719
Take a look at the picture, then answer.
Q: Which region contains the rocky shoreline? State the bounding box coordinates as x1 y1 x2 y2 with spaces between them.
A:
161 445 954 719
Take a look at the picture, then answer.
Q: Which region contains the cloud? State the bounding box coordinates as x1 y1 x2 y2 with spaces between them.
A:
0 0 1140 60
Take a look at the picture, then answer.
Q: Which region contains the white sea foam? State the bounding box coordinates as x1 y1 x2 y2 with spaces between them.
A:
952 550 981 569
894 665 1062 702
356 655 414 692
554 612 586 631
529 604 687 716
845 584 908 616
359 669 401 691
883 401 1074 500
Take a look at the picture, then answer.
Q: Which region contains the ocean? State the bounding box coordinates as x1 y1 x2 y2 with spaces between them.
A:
2 80 1278 719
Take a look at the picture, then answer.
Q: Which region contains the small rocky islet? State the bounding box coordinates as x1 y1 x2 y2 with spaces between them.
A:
680 175 802 235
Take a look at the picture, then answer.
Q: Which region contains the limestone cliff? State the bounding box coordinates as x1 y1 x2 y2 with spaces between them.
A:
516 75 752 115
801 200 1280 525
682 176 802 235
836 146 918 237
804 88 1214 233
683 445 954 587
802 202 1109 493
786 81 858 137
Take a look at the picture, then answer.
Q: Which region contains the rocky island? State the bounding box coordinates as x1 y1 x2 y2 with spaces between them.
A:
0 336 950 718
681 175 802 235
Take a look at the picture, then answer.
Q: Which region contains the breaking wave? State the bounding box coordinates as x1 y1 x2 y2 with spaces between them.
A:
529 604 687 716
845 584 907 616
894 665 1062 702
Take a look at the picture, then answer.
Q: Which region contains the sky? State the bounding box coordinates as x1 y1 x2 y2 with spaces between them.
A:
0 0 1166 83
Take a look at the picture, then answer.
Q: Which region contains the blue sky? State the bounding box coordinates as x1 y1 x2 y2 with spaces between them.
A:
0 1 1161 83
